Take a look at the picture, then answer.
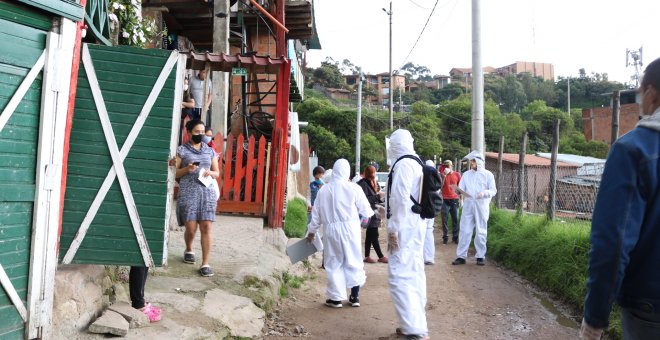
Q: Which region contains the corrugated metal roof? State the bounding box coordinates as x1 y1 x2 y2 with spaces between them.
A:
558 175 602 188
535 153 605 166
186 52 288 74
485 152 579 167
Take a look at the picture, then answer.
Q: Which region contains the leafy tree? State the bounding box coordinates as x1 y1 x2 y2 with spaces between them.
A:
307 61 345 88
408 101 442 159
559 132 609 159
521 100 573 152
360 133 386 171
432 83 464 103
303 123 352 168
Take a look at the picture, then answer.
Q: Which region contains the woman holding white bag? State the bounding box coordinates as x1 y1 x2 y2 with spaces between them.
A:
175 119 219 277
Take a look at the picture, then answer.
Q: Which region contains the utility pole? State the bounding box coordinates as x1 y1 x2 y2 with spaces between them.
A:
567 76 571 114
549 120 560 220
398 87 402 112
471 0 484 154
383 2 393 130
611 90 620 144
356 73 364 174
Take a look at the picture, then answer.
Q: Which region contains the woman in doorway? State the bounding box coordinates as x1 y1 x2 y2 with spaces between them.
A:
357 165 388 264
175 119 220 277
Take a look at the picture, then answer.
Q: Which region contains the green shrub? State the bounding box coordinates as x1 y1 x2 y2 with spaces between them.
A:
284 198 308 238
488 209 622 339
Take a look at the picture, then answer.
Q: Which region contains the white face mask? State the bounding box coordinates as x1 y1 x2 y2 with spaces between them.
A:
444 167 451 175
184 84 189 91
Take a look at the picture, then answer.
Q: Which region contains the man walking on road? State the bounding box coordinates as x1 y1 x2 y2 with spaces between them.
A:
386 129 429 340
452 151 496 266
580 57 660 340
440 159 461 244
306 159 375 308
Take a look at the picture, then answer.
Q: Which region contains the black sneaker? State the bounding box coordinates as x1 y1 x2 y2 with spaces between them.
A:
324 299 342 308
452 237 459 244
452 257 466 265
349 295 360 307
476 258 485 266
442 238 448 244
200 265 214 277
183 252 195 264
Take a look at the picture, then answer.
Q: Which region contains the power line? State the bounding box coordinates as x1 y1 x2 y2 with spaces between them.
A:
397 0 458 71
407 0 432 10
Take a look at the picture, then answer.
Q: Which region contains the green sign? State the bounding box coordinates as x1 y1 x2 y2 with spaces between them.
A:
232 67 247 76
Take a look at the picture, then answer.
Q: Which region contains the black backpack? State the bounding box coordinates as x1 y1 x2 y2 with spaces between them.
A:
387 155 443 219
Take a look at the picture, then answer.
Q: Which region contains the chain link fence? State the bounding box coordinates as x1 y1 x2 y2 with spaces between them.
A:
485 134 606 225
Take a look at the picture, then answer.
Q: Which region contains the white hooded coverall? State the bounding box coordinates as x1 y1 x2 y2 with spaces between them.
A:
307 159 374 301
456 151 497 260
386 129 428 336
423 160 436 264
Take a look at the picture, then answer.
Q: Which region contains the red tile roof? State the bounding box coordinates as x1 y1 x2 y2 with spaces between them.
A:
185 52 288 74
484 152 579 167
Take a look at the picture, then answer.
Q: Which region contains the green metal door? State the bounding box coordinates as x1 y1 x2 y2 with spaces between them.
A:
0 2 50 338
60 44 183 267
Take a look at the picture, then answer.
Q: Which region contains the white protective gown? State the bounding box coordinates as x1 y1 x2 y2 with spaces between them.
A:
456 151 497 260
386 129 428 336
423 160 436 264
307 159 374 301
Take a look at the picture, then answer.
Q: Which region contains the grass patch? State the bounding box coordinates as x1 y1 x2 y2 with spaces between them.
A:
279 271 309 298
488 208 622 339
284 198 308 238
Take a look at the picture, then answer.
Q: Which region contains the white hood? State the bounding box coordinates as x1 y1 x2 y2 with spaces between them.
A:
637 107 660 132
388 129 416 163
425 160 435 167
331 159 350 182
463 150 485 171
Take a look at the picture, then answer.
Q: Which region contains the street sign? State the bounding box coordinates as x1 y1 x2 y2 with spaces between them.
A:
232 67 247 76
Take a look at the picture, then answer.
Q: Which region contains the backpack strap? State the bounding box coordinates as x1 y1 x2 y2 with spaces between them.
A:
386 154 423 218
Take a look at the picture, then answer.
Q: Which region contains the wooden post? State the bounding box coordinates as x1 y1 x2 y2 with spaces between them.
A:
548 119 560 220
611 90 620 145
517 132 528 212
496 135 504 208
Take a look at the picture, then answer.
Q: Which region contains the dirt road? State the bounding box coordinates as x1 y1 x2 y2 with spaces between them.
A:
264 227 579 340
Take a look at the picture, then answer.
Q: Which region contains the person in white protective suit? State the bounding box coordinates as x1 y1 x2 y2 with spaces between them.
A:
451 150 497 266
306 159 378 308
422 159 437 265
386 129 429 340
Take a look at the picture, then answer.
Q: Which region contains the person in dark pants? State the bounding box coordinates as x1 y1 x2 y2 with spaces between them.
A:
357 165 388 264
129 266 161 322
440 160 461 244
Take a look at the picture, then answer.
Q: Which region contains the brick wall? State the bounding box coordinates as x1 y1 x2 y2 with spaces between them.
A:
582 103 640 145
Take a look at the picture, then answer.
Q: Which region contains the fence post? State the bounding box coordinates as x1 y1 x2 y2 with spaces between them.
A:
496 135 504 208
611 90 620 145
517 132 528 212
548 119 560 220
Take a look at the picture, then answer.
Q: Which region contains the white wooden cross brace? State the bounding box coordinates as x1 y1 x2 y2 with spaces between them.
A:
0 264 28 322
0 50 46 133
62 45 178 266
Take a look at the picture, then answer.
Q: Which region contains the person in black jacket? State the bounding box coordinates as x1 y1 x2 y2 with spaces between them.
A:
357 165 388 264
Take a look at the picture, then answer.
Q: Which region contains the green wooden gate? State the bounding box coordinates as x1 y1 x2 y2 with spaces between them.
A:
0 3 51 338
60 44 183 267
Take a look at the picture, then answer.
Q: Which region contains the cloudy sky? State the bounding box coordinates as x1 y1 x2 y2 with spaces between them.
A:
307 0 659 84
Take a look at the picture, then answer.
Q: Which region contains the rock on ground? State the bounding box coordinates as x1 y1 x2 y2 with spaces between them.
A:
107 301 149 328
88 310 129 337
202 288 265 338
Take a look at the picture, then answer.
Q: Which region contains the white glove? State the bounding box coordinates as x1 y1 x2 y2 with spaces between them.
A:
579 318 603 340
377 191 386 200
374 204 386 219
477 191 486 199
387 233 399 253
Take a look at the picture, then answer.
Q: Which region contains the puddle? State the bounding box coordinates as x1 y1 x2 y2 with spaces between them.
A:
533 292 578 329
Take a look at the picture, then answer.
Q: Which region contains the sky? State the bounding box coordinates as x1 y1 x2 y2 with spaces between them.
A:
307 0 660 85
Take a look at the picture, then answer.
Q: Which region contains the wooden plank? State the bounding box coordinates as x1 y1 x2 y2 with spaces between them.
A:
0 265 27 322
255 136 267 203
216 201 263 214
222 134 234 200
233 134 245 201
0 49 44 133
244 135 256 203
0 2 51 30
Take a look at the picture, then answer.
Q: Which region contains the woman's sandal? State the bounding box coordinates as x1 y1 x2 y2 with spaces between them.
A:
140 303 162 322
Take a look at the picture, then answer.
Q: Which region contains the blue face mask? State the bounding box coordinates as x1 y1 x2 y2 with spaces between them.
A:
202 135 212 144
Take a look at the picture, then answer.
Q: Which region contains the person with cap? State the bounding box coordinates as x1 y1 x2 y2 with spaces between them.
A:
580 56 660 340
451 150 496 266
422 159 437 265
440 159 461 244
306 159 378 308
386 129 429 340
